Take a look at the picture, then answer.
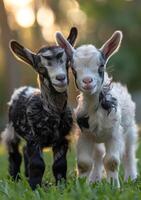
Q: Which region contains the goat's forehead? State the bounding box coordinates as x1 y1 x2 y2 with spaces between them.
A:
38 46 65 57
73 45 102 66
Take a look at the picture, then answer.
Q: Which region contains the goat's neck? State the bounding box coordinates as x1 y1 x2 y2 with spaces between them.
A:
38 75 67 112
83 91 100 112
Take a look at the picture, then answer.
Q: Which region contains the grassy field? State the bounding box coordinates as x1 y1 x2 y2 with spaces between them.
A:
0 142 141 200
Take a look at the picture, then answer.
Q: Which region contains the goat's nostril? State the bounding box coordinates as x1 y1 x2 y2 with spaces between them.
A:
82 77 93 84
56 74 66 81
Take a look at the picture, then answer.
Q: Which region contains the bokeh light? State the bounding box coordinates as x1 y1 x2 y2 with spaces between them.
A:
4 0 32 7
37 7 55 28
41 24 60 43
67 8 87 26
15 6 35 28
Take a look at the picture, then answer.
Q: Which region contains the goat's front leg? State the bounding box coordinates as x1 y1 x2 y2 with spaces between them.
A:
104 130 124 188
76 133 94 178
88 143 105 183
52 140 68 185
26 141 45 190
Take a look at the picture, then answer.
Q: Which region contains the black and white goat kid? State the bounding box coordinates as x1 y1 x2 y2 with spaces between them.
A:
2 28 77 190
56 30 138 187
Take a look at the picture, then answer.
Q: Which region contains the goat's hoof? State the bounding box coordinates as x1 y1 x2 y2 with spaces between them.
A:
110 178 120 188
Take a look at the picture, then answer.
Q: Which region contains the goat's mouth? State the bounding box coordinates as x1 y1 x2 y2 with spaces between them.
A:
53 82 67 88
82 84 96 91
53 83 67 92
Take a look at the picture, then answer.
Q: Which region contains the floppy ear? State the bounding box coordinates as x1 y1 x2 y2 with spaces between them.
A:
55 32 74 59
100 31 123 61
9 40 36 66
67 27 78 47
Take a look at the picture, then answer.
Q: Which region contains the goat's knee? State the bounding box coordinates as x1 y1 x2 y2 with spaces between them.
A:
77 157 92 177
104 155 119 172
104 154 120 187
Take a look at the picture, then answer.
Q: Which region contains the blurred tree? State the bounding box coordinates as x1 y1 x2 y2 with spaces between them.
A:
0 0 20 97
79 0 141 90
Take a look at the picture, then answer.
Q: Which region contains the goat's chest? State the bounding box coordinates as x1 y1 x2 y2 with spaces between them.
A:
77 107 117 142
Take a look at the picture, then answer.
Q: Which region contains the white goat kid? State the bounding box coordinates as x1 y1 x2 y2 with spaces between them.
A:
56 30 138 187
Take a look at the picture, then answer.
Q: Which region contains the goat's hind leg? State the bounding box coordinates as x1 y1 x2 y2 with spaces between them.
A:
23 145 29 178
104 129 124 188
1 123 22 180
123 124 138 181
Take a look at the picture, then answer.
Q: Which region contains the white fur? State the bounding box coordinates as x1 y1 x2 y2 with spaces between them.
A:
75 79 138 187
8 86 39 106
75 63 138 188
1 123 17 152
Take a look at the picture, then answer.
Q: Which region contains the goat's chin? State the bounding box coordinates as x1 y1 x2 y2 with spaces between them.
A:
54 85 67 93
80 85 98 95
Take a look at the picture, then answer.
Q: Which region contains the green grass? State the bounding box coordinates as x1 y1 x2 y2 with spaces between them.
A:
0 142 141 200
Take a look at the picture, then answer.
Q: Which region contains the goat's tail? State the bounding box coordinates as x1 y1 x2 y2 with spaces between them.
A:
1 123 22 180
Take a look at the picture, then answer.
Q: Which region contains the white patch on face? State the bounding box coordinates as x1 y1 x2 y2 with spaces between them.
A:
40 51 68 92
72 45 104 94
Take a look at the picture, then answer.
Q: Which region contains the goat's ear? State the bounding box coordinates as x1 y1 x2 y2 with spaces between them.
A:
9 40 36 66
55 32 74 59
100 31 123 61
67 27 78 47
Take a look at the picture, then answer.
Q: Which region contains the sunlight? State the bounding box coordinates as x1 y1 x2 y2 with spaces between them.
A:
37 7 55 28
59 0 79 10
15 6 35 28
42 24 60 43
4 0 32 8
67 8 87 26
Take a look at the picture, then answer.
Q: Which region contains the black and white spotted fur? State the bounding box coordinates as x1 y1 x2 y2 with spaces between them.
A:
2 28 77 190
56 30 138 187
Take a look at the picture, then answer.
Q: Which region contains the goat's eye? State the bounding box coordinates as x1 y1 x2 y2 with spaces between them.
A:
56 52 63 59
100 64 104 68
42 55 52 60
98 65 104 75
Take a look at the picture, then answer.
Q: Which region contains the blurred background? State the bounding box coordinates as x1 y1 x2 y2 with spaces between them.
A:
0 0 141 132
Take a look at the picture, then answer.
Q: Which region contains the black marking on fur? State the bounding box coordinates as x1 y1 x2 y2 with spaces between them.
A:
98 51 106 84
99 87 117 115
77 116 89 129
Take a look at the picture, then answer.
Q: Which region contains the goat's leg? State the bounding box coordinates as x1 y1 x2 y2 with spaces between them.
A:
26 141 45 190
88 143 105 183
23 145 29 178
76 133 94 178
123 124 138 181
8 137 22 181
52 140 68 185
2 124 22 180
104 131 124 188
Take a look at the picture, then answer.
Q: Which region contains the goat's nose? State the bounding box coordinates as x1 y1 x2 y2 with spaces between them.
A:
56 74 66 82
82 77 93 84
